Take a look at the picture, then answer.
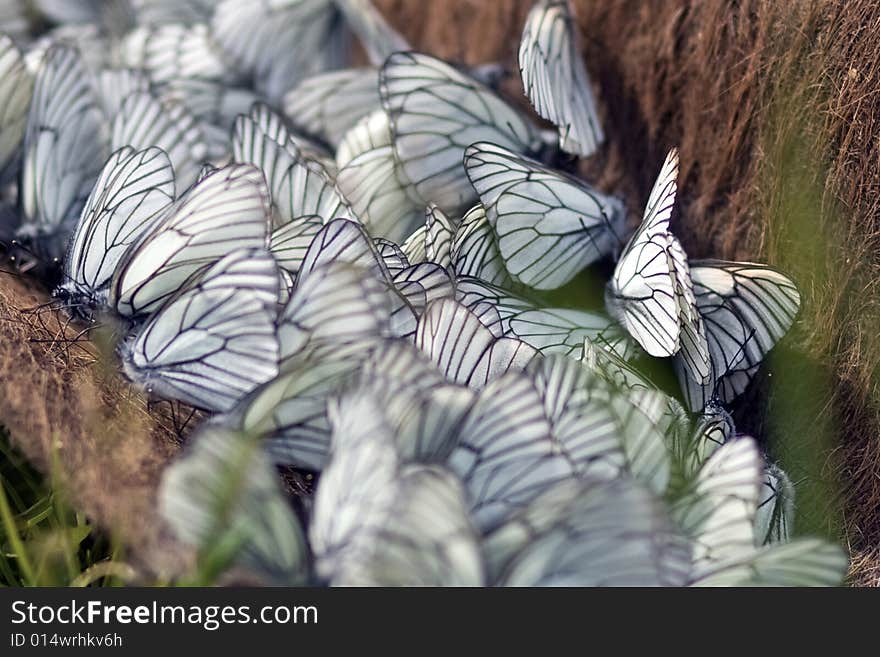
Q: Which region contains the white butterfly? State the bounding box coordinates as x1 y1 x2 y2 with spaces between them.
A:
380 52 543 215
335 108 423 243
211 0 340 103
110 163 271 319
17 44 108 258
112 90 207 192
449 204 515 287
347 339 475 462
676 260 801 411
675 438 845 586
484 476 691 586
606 149 711 391
311 390 484 586
519 0 604 157
55 146 175 319
465 141 624 289
234 104 349 228
284 67 382 149
415 298 539 390
120 247 280 412
448 361 622 533
158 425 309 585
0 35 33 183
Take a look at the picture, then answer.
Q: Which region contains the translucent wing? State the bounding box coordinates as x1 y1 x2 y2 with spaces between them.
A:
333 464 485 586
455 276 536 336
270 216 323 276
284 67 381 148
380 51 541 214
448 371 581 532
278 262 391 360
232 337 379 470
672 437 763 580
0 35 33 182
120 247 280 412
425 203 454 269
486 477 691 586
94 68 150 119
158 426 308 585
112 91 206 191
678 260 802 411
415 299 538 390
607 149 680 356
309 390 401 581
19 45 107 252
464 141 624 289
58 147 175 315
298 218 389 284
519 0 604 157
450 204 515 286
110 163 271 318
335 109 422 242
507 307 633 359
691 538 847 587
335 0 409 66
211 0 339 103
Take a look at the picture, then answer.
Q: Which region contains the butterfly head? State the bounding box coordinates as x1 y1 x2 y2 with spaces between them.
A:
52 282 102 323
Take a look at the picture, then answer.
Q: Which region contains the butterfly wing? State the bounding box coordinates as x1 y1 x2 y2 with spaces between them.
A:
121 247 280 412
110 163 271 318
159 426 308 585
465 141 624 289
519 0 604 157
607 149 680 356
60 146 175 311
380 52 541 214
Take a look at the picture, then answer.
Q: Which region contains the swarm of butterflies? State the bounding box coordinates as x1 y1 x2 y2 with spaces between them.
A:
0 0 849 586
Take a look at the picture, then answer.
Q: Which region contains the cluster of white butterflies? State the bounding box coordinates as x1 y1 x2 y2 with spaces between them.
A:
0 0 847 586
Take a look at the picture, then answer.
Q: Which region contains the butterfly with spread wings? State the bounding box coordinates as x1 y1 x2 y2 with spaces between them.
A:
676 260 801 411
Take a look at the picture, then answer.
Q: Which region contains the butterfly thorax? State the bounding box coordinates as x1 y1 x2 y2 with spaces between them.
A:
53 281 105 322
